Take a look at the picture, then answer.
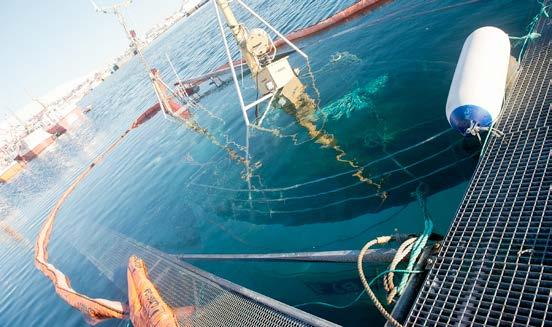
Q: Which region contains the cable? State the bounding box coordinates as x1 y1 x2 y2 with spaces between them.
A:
191 128 454 194
294 290 366 310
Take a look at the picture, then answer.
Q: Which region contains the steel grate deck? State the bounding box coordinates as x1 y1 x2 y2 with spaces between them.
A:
405 7 552 327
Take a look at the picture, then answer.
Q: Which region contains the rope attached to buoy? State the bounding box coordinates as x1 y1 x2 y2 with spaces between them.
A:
510 0 550 61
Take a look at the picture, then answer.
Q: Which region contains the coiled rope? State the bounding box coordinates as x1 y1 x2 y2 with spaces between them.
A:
357 236 405 327
355 183 433 326
383 237 417 304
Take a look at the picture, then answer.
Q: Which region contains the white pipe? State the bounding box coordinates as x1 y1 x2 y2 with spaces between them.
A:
257 92 276 127
245 126 252 206
166 53 184 90
244 92 274 111
235 0 308 59
213 0 250 126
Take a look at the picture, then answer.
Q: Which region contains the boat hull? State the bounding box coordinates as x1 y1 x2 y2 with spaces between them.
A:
20 136 55 161
18 130 56 162
0 161 25 184
48 107 86 135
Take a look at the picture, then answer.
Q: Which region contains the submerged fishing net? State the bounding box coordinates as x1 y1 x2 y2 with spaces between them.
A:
318 75 389 120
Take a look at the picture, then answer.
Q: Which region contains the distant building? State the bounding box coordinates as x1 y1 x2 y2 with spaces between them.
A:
181 0 205 15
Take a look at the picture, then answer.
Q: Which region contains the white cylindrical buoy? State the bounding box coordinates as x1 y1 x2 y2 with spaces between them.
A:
446 26 511 136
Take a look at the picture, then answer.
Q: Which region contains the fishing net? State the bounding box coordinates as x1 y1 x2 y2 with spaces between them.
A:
318 74 389 120
68 225 339 327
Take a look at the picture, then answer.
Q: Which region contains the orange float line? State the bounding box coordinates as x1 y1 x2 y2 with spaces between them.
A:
133 103 161 129
34 79 192 325
181 0 388 86
34 127 131 324
273 0 386 48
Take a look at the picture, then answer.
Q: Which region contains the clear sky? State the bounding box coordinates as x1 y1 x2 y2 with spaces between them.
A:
0 0 182 117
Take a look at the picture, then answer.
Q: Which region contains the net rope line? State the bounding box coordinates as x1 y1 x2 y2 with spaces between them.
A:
191 128 454 193
231 152 478 216
509 0 550 61
229 138 463 204
394 185 433 297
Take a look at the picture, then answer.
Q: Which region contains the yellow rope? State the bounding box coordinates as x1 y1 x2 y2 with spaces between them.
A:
357 236 404 327
383 237 417 304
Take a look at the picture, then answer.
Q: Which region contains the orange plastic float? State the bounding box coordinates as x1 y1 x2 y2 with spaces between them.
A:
127 256 194 327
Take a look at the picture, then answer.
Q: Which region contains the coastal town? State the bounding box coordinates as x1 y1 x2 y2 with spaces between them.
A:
0 0 208 183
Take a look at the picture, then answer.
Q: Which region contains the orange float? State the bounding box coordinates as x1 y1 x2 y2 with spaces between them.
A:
274 0 385 47
34 96 193 325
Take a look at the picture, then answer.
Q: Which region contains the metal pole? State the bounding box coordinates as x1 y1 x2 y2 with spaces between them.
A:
235 0 309 59
213 0 250 126
174 248 398 264
245 126 253 207
166 53 184 91
257 92 276 127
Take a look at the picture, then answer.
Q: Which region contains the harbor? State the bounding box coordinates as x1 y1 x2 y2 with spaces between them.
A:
0 0 210 184
0 0 550 326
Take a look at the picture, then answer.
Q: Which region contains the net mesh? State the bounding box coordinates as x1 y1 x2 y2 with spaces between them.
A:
68 225 339 327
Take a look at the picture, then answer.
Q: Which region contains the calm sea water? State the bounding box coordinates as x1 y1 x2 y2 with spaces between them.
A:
0 1 538 326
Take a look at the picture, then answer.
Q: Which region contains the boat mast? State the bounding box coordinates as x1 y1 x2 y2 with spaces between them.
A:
215 0 261 76
90 0 150 70
90 0 172 117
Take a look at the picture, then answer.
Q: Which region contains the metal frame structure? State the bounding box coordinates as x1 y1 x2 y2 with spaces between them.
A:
212 0 308 129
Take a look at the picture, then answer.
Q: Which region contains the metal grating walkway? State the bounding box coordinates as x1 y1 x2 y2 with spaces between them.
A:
405 7 552 327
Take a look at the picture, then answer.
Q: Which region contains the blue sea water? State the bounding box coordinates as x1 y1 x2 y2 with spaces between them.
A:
0 1 539 326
